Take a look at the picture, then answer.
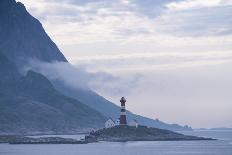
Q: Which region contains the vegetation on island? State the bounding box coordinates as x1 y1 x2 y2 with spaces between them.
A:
87 125 215 142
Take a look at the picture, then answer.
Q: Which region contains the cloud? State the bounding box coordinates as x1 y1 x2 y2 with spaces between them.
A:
22 60 142 96
69 51 232 73
18 0 232 48
166 0 221 10
166 0 232 11
154 5 232 36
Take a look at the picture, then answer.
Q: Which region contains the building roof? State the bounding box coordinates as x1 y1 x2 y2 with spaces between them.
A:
106 117 115 123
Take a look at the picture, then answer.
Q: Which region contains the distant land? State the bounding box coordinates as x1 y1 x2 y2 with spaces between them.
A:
195 128 232 131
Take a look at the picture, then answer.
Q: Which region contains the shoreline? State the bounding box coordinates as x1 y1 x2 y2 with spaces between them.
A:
0 126 217 144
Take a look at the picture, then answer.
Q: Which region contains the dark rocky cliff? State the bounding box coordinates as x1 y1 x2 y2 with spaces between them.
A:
0 0 67 66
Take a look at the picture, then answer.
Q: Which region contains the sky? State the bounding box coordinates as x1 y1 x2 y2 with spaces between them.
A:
17 0 232 128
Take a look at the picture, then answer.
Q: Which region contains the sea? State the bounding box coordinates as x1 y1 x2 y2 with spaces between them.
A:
0 130 232 155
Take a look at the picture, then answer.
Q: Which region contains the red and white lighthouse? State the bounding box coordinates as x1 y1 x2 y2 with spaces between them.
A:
119 97 127 125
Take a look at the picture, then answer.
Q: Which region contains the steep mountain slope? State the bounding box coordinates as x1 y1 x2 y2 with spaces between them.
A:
0 0 67 65
0 52 106 134
0 0 191 132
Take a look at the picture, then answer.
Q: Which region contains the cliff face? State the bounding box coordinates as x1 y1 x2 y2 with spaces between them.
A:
0 0 67 66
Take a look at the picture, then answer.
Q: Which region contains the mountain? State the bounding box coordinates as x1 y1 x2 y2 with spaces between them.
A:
0 0 67 66
0 52 106 134
0 0 191 133
53 81 192 131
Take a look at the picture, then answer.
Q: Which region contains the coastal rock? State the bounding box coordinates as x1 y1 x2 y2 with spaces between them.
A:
88 125 214 142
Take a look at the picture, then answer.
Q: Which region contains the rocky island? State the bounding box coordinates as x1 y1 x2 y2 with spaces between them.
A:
87 125 215 142
0 135 89 144
0 125 215 144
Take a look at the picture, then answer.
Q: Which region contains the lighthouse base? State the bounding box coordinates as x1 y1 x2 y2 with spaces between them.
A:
119 115 127 125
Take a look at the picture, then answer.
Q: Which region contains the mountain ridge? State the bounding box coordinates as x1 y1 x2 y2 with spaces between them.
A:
0 52 106 134
0 0 67 66
0 0 192 133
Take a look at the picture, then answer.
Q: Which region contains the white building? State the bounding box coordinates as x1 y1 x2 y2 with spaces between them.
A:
115 119 120 125
105 118 115 128
129 119 138 128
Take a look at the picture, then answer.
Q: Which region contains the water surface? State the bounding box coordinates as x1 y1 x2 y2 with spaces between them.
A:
0 130 232 155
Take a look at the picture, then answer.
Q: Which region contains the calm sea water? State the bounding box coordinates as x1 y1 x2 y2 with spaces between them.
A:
0 130 232 155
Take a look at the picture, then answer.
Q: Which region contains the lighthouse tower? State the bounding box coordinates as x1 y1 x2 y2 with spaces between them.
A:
119 97 127 125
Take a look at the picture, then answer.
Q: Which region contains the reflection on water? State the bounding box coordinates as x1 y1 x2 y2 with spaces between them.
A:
0 130 232 155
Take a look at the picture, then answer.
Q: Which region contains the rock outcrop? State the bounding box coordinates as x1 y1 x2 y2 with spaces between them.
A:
88 125 214 142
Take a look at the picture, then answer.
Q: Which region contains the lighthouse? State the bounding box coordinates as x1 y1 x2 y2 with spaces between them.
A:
119 97 127 125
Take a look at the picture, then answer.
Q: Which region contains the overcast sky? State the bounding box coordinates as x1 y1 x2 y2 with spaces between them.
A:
18 0 232 128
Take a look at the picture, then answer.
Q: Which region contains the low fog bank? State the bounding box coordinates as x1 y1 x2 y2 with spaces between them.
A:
23 59 141 101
